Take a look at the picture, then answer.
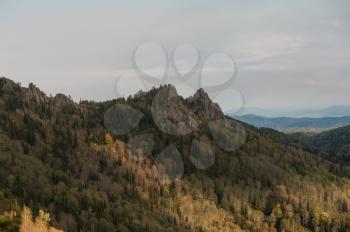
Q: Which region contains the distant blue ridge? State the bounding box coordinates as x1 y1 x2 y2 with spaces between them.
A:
233 114 350 130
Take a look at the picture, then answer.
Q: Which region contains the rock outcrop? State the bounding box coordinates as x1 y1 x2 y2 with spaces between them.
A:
187 88 224 121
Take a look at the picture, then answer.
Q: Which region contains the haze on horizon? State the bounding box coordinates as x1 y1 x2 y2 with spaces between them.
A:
0 0 349 112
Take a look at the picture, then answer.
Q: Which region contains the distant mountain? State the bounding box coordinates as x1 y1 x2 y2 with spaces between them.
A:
229 105 350 118
234 114 350 131
296 105 350 118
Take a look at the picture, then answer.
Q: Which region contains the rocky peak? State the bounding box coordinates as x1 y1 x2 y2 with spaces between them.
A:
0 77 21 92
193 88 208 99
54 93 74 106
150 84 198 134
187 88 224 121
143 85 224 124
26 83 48 104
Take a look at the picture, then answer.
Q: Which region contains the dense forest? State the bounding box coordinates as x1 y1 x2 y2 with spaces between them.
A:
1 77 350 232
292 126 350 165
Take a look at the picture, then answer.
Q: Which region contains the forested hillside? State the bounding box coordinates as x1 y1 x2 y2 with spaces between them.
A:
1 77 350 232
292 126 350 165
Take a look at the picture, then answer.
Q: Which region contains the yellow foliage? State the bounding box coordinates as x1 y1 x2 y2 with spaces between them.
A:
20 207 63 232
105 133 113 146
320 211 331 223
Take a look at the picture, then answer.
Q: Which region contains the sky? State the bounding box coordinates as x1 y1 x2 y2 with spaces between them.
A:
0 0 349 112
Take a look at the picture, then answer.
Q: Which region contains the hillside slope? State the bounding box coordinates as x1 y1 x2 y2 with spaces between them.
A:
292 125 350 165
1 77 350 232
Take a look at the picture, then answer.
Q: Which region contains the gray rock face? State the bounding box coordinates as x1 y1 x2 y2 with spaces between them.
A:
27 83 48 105
146 85 224 134
54 94 74 106
151 85 198 135
186 88 224 121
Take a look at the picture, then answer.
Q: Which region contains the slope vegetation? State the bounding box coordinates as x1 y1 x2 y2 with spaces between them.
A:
1 77 350 232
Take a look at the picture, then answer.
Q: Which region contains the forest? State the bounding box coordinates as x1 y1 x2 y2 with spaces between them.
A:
1 77 350 232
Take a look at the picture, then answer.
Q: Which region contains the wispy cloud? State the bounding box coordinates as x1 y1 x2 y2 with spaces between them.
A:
234 32 305 59
320 18 345 28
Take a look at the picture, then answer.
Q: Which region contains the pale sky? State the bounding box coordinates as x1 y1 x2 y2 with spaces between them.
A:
0 0 349 111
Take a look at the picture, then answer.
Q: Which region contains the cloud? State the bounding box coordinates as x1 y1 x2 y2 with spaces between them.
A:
229 32 306 72
320 19 345 28
234 32 305 59
0 0 349 109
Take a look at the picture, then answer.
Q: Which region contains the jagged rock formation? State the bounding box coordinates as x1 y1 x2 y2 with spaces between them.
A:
187 88 224 121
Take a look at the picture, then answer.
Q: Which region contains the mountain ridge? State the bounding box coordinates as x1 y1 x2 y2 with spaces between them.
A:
230 105 350 118
1 77 350 231
235 114 350 132
291 125 350 164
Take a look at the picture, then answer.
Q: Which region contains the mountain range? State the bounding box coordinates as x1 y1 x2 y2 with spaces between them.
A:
235 114 350 132
229 105 350 118
1 77 350 232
